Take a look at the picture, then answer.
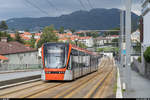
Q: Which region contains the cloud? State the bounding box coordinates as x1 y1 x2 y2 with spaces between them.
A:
0 0 142 21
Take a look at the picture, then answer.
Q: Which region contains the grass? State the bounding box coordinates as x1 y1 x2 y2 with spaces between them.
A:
113 71 118 93
113 83 117 93
122 89 126 92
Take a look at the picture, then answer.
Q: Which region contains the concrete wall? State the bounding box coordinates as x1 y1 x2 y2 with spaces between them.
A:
132 58 144 75
4 51 41 64
145 63 150 78
132 58 150 79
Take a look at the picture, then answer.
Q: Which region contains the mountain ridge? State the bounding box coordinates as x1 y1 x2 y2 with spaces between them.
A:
6 8 139 31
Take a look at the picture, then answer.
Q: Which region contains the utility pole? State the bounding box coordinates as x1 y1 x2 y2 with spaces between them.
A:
125 0 131 91
120 10 124 66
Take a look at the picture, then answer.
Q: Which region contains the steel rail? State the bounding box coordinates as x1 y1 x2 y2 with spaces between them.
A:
27 59 108 98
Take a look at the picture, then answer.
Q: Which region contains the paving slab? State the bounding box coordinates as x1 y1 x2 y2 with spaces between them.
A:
117 61 150 98
127 70 150 98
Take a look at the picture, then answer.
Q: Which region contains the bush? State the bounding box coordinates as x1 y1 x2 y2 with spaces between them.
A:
138 56 141 63
144 46 150 63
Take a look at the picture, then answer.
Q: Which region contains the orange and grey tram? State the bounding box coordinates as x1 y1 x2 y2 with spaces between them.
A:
41 42 101 81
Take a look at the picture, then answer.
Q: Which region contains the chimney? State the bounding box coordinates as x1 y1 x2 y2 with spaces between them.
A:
1 37 8 42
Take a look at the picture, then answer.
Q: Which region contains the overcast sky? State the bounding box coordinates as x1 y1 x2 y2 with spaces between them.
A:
0 0 142 21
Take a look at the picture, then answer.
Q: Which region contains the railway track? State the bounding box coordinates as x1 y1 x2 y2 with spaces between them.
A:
26 58 112 98
21 58 108 98
0 58 116 98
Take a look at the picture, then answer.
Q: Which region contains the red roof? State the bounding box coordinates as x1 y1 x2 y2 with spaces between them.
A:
95 36 107 40
35 33 41 36
76 32 81 34
79 37 91 40
24 44 31 47
111 35 119 37
0 55 8 60
24 32 32 35
10 33 16 38
21 36 30 40
0 41 37 55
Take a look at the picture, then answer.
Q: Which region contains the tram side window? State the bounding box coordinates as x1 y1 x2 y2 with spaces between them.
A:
71 49 91 69
71 49 79 69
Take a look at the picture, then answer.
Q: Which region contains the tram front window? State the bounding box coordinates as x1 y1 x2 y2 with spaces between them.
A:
45 45 66 69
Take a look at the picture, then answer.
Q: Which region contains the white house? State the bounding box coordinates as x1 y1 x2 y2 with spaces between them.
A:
34 33 41 39
0 37 39 64
78 37 94 47
131 30 140 43
24 32 32 38
94 36 112 48
141 0 150 73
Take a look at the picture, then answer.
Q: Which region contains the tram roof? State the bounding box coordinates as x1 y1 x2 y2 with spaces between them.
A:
71 44 97 56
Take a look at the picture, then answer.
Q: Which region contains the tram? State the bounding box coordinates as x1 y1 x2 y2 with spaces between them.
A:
41 42 101 81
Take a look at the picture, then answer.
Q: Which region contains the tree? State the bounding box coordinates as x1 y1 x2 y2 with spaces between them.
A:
25 29 30 32
15 32 24 43
29 34 36 48
0 31 13 42
112 38 119 47
37 25 58 48
0 21 8 31
105 27 120 36
69 28 75 33
59 26 64 34
65 39 87 49
133 41 141 53
91 32 99 38
144 46 150 63
96 48 104 52
78 42 87 48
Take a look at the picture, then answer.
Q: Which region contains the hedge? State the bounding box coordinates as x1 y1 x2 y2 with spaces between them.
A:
144 46 150 63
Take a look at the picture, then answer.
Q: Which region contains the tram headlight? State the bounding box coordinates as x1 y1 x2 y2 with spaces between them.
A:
45 71 65 74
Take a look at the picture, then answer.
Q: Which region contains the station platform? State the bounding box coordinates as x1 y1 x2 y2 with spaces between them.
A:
0 69 41 74
0 70 41 87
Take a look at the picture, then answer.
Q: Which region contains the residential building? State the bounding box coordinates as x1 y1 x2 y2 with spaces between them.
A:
78 37 94 47
106 35 119 40
57 33 94 47
24 32 32 38
0 55 8 64
64 30 72 34
141 0 150 72
57 33 79 43
34 33 41 39
9 33 16 39
10 32 42 41
131 30 140 43
94 36 112 48
0 37 40 64
94 37 107 48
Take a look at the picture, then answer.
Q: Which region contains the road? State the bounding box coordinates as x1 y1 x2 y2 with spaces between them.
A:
0 57 117 98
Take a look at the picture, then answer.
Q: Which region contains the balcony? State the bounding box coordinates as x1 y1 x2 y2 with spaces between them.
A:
142 1 150 16
142 0 149 7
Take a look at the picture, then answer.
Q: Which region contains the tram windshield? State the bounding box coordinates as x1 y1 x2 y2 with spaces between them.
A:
44 45 67 69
